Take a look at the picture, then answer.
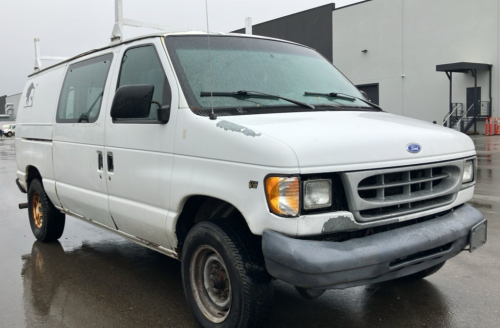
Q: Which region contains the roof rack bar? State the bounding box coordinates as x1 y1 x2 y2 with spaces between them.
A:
33 38 69 71
245 17 252 35
110 0 191 44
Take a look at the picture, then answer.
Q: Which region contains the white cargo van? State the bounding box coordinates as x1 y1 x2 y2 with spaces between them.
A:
15 32 487 328
2 123 15 137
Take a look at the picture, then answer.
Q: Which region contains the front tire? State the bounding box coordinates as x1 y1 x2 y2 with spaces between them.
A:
181 220 273 328
28 179 65 242
6 132 12 137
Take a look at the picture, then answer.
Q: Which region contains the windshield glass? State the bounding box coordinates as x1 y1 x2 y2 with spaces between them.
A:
165 36 371 113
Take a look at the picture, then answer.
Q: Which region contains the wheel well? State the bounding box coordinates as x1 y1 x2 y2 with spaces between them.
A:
175 196 249 253
26 166 42 190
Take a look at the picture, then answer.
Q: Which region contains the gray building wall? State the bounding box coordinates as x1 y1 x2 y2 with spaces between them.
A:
233 3 335 62
332 0 499 123
6 93 22 120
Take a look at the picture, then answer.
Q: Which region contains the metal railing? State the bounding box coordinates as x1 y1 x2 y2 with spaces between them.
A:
442 103 463 127
451 103 475 131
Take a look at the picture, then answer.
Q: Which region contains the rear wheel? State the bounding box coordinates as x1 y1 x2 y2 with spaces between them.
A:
28 179 65 242
402 261 446 280
181 220 273 328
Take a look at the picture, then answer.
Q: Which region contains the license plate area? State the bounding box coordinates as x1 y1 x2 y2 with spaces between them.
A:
470 220 487 253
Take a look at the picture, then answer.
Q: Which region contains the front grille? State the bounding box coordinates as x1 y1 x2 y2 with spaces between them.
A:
341 160 464 222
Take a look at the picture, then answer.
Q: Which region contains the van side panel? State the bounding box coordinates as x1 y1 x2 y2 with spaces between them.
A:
16 65 67 207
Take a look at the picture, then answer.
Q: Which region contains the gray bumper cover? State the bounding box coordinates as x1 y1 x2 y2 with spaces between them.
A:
262 204 485 289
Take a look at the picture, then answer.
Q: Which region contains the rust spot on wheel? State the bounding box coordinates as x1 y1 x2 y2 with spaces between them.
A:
32 193 43 229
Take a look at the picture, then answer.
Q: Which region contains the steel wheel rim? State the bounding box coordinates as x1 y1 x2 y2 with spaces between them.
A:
190 245 232 323
32 193 43 228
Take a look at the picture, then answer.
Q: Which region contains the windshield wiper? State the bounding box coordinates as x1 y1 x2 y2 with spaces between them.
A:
200 90 315 109
304 92 383 111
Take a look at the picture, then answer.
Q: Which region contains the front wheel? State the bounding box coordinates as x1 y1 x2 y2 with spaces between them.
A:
6 132 12 137
181 220 273 328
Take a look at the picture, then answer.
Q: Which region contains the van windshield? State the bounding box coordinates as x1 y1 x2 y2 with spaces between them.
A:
165 35 374 115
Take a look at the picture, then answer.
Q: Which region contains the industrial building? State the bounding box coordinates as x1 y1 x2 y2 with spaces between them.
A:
235 0 500 133
0 93 21 121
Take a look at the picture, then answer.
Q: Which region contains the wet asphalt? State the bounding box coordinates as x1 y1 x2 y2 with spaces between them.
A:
0 134 499 328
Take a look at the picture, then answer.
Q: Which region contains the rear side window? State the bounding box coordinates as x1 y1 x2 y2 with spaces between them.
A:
57 54 113 123
116 45 171 121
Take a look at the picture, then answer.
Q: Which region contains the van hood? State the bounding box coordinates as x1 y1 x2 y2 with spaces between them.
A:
218 111 475 171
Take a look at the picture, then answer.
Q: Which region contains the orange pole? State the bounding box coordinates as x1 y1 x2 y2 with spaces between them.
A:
490 117 494 136
497 118 500 135
486 118 490 135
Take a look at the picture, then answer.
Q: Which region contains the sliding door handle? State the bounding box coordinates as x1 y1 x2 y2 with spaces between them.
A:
107 153 114 172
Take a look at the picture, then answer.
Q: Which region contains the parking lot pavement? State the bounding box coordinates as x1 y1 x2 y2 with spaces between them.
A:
0 135 499 328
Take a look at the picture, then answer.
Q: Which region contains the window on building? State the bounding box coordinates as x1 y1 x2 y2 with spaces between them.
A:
57 54 113 123
356 83 379 105
116 45 171 121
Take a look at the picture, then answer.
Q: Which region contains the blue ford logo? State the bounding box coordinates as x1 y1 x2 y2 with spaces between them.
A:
407 143 421 153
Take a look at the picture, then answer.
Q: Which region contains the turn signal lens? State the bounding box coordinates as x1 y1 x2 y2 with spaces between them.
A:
265 176 300 217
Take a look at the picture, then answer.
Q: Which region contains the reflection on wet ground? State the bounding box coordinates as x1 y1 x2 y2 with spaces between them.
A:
1 136 500 327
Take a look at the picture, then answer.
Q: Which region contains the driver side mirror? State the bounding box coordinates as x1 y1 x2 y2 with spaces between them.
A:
111 84 154 120
110 84 171 124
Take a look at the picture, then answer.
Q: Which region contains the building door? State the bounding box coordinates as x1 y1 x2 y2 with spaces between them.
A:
356 83 379 105
466 87 481 117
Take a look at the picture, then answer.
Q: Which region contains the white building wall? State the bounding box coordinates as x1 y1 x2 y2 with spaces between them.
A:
333 0 500 123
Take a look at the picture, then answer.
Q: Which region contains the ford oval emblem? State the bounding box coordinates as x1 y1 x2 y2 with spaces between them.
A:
407 143 421 153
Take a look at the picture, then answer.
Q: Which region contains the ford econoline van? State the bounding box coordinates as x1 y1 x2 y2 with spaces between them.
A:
15 32 487 328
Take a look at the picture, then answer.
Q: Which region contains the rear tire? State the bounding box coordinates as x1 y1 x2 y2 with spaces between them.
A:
181 220 273 328
28 179 65 242
402 261 446 280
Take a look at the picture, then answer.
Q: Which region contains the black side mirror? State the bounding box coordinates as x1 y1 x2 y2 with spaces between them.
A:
110 85 154 120
157 105 171 124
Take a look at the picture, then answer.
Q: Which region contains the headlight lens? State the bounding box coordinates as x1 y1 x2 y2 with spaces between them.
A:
463 159 474 183
303 179 332 210
265 176 299 216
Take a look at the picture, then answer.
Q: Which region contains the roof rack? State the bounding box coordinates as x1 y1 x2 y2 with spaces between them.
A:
110 0 191 44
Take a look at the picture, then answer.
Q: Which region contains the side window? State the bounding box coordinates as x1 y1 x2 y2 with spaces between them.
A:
117 45 171 121
57 54 113 123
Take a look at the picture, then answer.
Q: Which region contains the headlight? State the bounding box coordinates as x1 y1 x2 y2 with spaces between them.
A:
463 159 474 183
265 176 299 217
303 179 332 209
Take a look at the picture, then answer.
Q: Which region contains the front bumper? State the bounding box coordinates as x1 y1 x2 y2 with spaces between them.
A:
262 204 485 289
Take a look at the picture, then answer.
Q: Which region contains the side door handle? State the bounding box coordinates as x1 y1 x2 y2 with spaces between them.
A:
97 151 103 171
107 153 114 173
